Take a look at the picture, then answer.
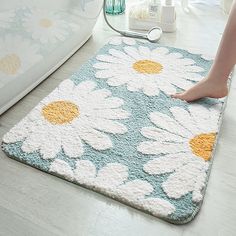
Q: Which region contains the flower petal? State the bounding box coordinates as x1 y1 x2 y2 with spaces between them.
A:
74 160 96 185
137 141 188 155
162 157 209 202
123 37 136 45
116 180 153 201
149 112 192 138
124 46 142 60
88 118 128 134
109 36 122 45
141 126 185 142
170 107 200 135
95 163 128 189
139 198 175 217
50 159 74 181
143 153 189 175
2 118 31 143
62 135 84 158
78 127 112 150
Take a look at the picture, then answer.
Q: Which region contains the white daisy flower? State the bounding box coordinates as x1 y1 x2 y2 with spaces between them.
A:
50 159 176 217
108 36 139 46
0 10 15 29
0 35 42 79
3 79 129 159
94 46 204 96
22 9 70 44
138 103 222 202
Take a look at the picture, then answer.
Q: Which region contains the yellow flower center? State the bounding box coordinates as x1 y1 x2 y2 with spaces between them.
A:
42 101 79 125
0 53 21 75
39 18 53 28
189 133 216 161
133 60 163 74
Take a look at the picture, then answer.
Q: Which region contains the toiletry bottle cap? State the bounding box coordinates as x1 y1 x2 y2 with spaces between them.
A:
165 0 172 5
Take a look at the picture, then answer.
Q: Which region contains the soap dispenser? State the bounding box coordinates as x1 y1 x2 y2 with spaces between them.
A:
148 0 161 19
161 0 176 32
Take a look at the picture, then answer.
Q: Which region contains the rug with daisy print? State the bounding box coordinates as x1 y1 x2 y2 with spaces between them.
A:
1 37 226 224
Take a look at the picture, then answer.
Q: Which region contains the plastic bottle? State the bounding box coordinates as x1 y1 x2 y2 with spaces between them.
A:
161 0 175 24
148 0 161 19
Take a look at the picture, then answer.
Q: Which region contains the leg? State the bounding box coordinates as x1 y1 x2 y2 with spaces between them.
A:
172 0 236 102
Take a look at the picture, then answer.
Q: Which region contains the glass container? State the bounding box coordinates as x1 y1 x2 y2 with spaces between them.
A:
105 0 126 15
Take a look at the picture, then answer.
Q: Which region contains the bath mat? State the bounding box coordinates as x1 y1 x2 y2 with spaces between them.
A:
1 37 227 224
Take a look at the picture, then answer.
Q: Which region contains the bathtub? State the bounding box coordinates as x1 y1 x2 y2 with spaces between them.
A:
0 0 103 115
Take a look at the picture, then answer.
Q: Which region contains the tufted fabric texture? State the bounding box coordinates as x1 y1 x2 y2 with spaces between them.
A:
1 37 228 224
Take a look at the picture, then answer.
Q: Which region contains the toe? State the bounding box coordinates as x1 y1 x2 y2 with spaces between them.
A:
171 93 184 99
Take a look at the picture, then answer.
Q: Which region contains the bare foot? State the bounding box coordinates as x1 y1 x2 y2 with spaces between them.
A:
171 78 228 102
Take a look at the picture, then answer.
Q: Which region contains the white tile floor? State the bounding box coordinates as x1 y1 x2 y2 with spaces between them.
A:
1 2 236 236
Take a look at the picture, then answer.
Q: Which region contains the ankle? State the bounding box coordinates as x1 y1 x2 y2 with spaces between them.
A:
207 63 232 84
206 75 228 85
